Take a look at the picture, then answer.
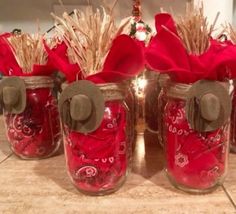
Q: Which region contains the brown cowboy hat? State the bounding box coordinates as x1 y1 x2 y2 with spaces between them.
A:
0 77 26 114
59 80 105 134
186 80 232 132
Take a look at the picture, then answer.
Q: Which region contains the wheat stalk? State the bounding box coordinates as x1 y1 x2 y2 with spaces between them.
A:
6 33 58 73
175 3 219 55
226 24 236 44
51 2 131 78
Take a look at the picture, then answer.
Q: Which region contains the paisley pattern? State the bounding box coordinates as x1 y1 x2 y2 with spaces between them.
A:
5 88 61 159
175 153 189 168
165 99 229 190
64 101 130 193
76 166 98 179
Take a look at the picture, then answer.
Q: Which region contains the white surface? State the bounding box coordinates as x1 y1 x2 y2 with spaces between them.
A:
233 0 236 26
0 1 233 34
0 0 187 33
194 0 233 29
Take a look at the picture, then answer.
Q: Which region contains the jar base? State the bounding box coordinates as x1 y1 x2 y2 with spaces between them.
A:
166 170 221 194
10 140 62 160
71 174 127 196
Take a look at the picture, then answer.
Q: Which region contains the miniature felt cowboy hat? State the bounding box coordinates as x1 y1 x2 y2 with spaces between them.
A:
59 80 105 133
0 77 26 114
186 80 232 132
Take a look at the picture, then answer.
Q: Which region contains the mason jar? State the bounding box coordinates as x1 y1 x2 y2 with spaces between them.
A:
230 81 236 153
3 76 62 159
144 72 160 133
125 82 137 152
164 80 231 193
157 74 170 147
60 80 132 195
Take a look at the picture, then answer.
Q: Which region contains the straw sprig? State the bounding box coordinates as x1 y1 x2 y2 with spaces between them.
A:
6 33 58 73
175 3 219 55
51 2 131 78
226 24 236 44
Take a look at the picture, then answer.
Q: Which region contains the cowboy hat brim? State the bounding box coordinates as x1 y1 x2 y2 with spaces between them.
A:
186 80 231 132
59 80 105 134
0 77 26 114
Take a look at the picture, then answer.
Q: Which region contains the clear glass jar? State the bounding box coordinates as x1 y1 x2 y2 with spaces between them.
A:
144 72 160 133
63 83 132 195
157 74 170 147
4 76 62 159
131 73 146 133
164 81 230 193
230 81 236 153
126 83 137 152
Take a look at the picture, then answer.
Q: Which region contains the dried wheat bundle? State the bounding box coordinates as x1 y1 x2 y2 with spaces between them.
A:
7 33 57 73
226 24 236 44
51 2 131 78
175 3 219 55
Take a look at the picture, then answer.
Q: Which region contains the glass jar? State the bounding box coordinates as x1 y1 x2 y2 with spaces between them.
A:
125 82 137 152
144 72 160 133
62 82 132 195
230 81 236 153
4 76 62 159
131 74 146 133
157 74 170 147
164 81 230 193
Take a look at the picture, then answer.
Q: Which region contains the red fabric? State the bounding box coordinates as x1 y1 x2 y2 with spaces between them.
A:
145 13 236 83
87 35 144 83
45 35 145 83
5 88 61 159
0 34 22 75
64 101 129 193
165 99 228 189
0 34 56 77
44 41 81 82
0 33 10 73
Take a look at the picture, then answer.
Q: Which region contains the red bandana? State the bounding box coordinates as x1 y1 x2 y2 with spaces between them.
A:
145 13 236 83
45 35 145 83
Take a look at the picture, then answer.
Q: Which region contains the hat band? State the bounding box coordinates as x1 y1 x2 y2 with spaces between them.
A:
20 76 54 89
167 81 230 100
98 83 129 101
167 83 192 100
158 74 170 88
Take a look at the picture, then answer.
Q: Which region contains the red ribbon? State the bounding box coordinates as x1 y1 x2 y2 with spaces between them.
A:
45 35 145 83
5 88 61 158
64 101 128 192
0 33 56 77
145 13 236 83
